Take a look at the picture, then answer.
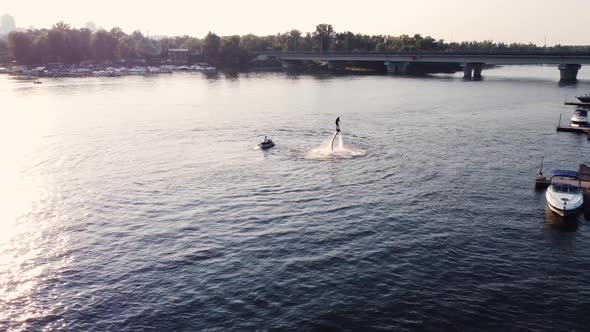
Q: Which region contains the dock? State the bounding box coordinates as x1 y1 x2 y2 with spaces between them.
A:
556 125 590 135
564 101 590 107
580 165 590 194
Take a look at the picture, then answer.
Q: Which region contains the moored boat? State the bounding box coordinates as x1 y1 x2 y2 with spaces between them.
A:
195 63 216 72
570 108 589 127
576 94 590 103
545 170 584 217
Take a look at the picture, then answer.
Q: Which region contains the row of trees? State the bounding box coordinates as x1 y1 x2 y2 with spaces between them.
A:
0 38 8 63
2 22 590 67
2 22 163 65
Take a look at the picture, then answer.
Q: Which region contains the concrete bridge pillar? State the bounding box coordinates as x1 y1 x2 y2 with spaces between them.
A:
463 63 473 79
384 61 409 75
463 63 484 80
558 64 581 82
473 64 483 80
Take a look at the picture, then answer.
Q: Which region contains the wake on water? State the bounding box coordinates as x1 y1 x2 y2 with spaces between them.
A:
305 132 366 160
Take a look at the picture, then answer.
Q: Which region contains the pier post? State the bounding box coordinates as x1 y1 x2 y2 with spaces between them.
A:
558 64 581 82
384 61 409 75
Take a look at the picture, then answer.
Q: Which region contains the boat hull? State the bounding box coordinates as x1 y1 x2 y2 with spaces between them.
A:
259 142 275 150
546 201 581 217
545 189 583 217
570 117 589 127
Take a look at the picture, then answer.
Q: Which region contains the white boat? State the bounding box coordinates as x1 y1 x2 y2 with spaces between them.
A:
570 108 589 127
545 170 584 217
194 63 216 72
127 67 148 75
146 66 172 74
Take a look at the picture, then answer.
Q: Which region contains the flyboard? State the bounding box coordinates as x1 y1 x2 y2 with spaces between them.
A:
330 128 341 151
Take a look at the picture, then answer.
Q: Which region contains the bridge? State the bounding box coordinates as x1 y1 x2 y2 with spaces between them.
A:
257 51 590 81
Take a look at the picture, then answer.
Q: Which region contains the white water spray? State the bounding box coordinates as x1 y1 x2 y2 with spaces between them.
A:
305 132 366 160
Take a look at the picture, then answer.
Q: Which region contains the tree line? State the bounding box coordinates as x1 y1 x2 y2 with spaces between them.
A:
2 22 590 67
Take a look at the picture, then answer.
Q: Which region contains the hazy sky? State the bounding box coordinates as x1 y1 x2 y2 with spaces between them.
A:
3 0 590 45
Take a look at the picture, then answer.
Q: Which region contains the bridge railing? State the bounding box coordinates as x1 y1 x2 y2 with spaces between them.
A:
258 50 590 57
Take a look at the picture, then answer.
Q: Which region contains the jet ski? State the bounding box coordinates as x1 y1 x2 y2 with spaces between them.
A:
259 137 275 150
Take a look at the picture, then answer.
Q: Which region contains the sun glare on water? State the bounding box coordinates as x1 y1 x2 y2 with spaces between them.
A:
0 86 71 330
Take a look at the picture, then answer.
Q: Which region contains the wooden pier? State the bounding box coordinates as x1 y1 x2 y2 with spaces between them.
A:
556 125 590 135
579 165 590 195
564 101 590 107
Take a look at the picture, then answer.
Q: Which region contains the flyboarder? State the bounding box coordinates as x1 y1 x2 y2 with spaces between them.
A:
331 116 341 151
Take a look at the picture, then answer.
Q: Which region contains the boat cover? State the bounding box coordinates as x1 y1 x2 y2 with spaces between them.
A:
551 170 579 179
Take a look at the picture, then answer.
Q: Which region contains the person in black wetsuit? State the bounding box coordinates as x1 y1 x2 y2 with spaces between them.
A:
331 117 341 151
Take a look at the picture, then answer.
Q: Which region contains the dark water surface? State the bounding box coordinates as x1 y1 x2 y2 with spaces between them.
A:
1 67 590 331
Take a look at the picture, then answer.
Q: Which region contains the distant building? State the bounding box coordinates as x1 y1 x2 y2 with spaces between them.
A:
84 21 97 32
168 48 189 64
150 35 169 41
0 14 16 35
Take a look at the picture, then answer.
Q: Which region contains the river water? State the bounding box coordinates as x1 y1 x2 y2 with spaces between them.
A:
1 66 590 331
